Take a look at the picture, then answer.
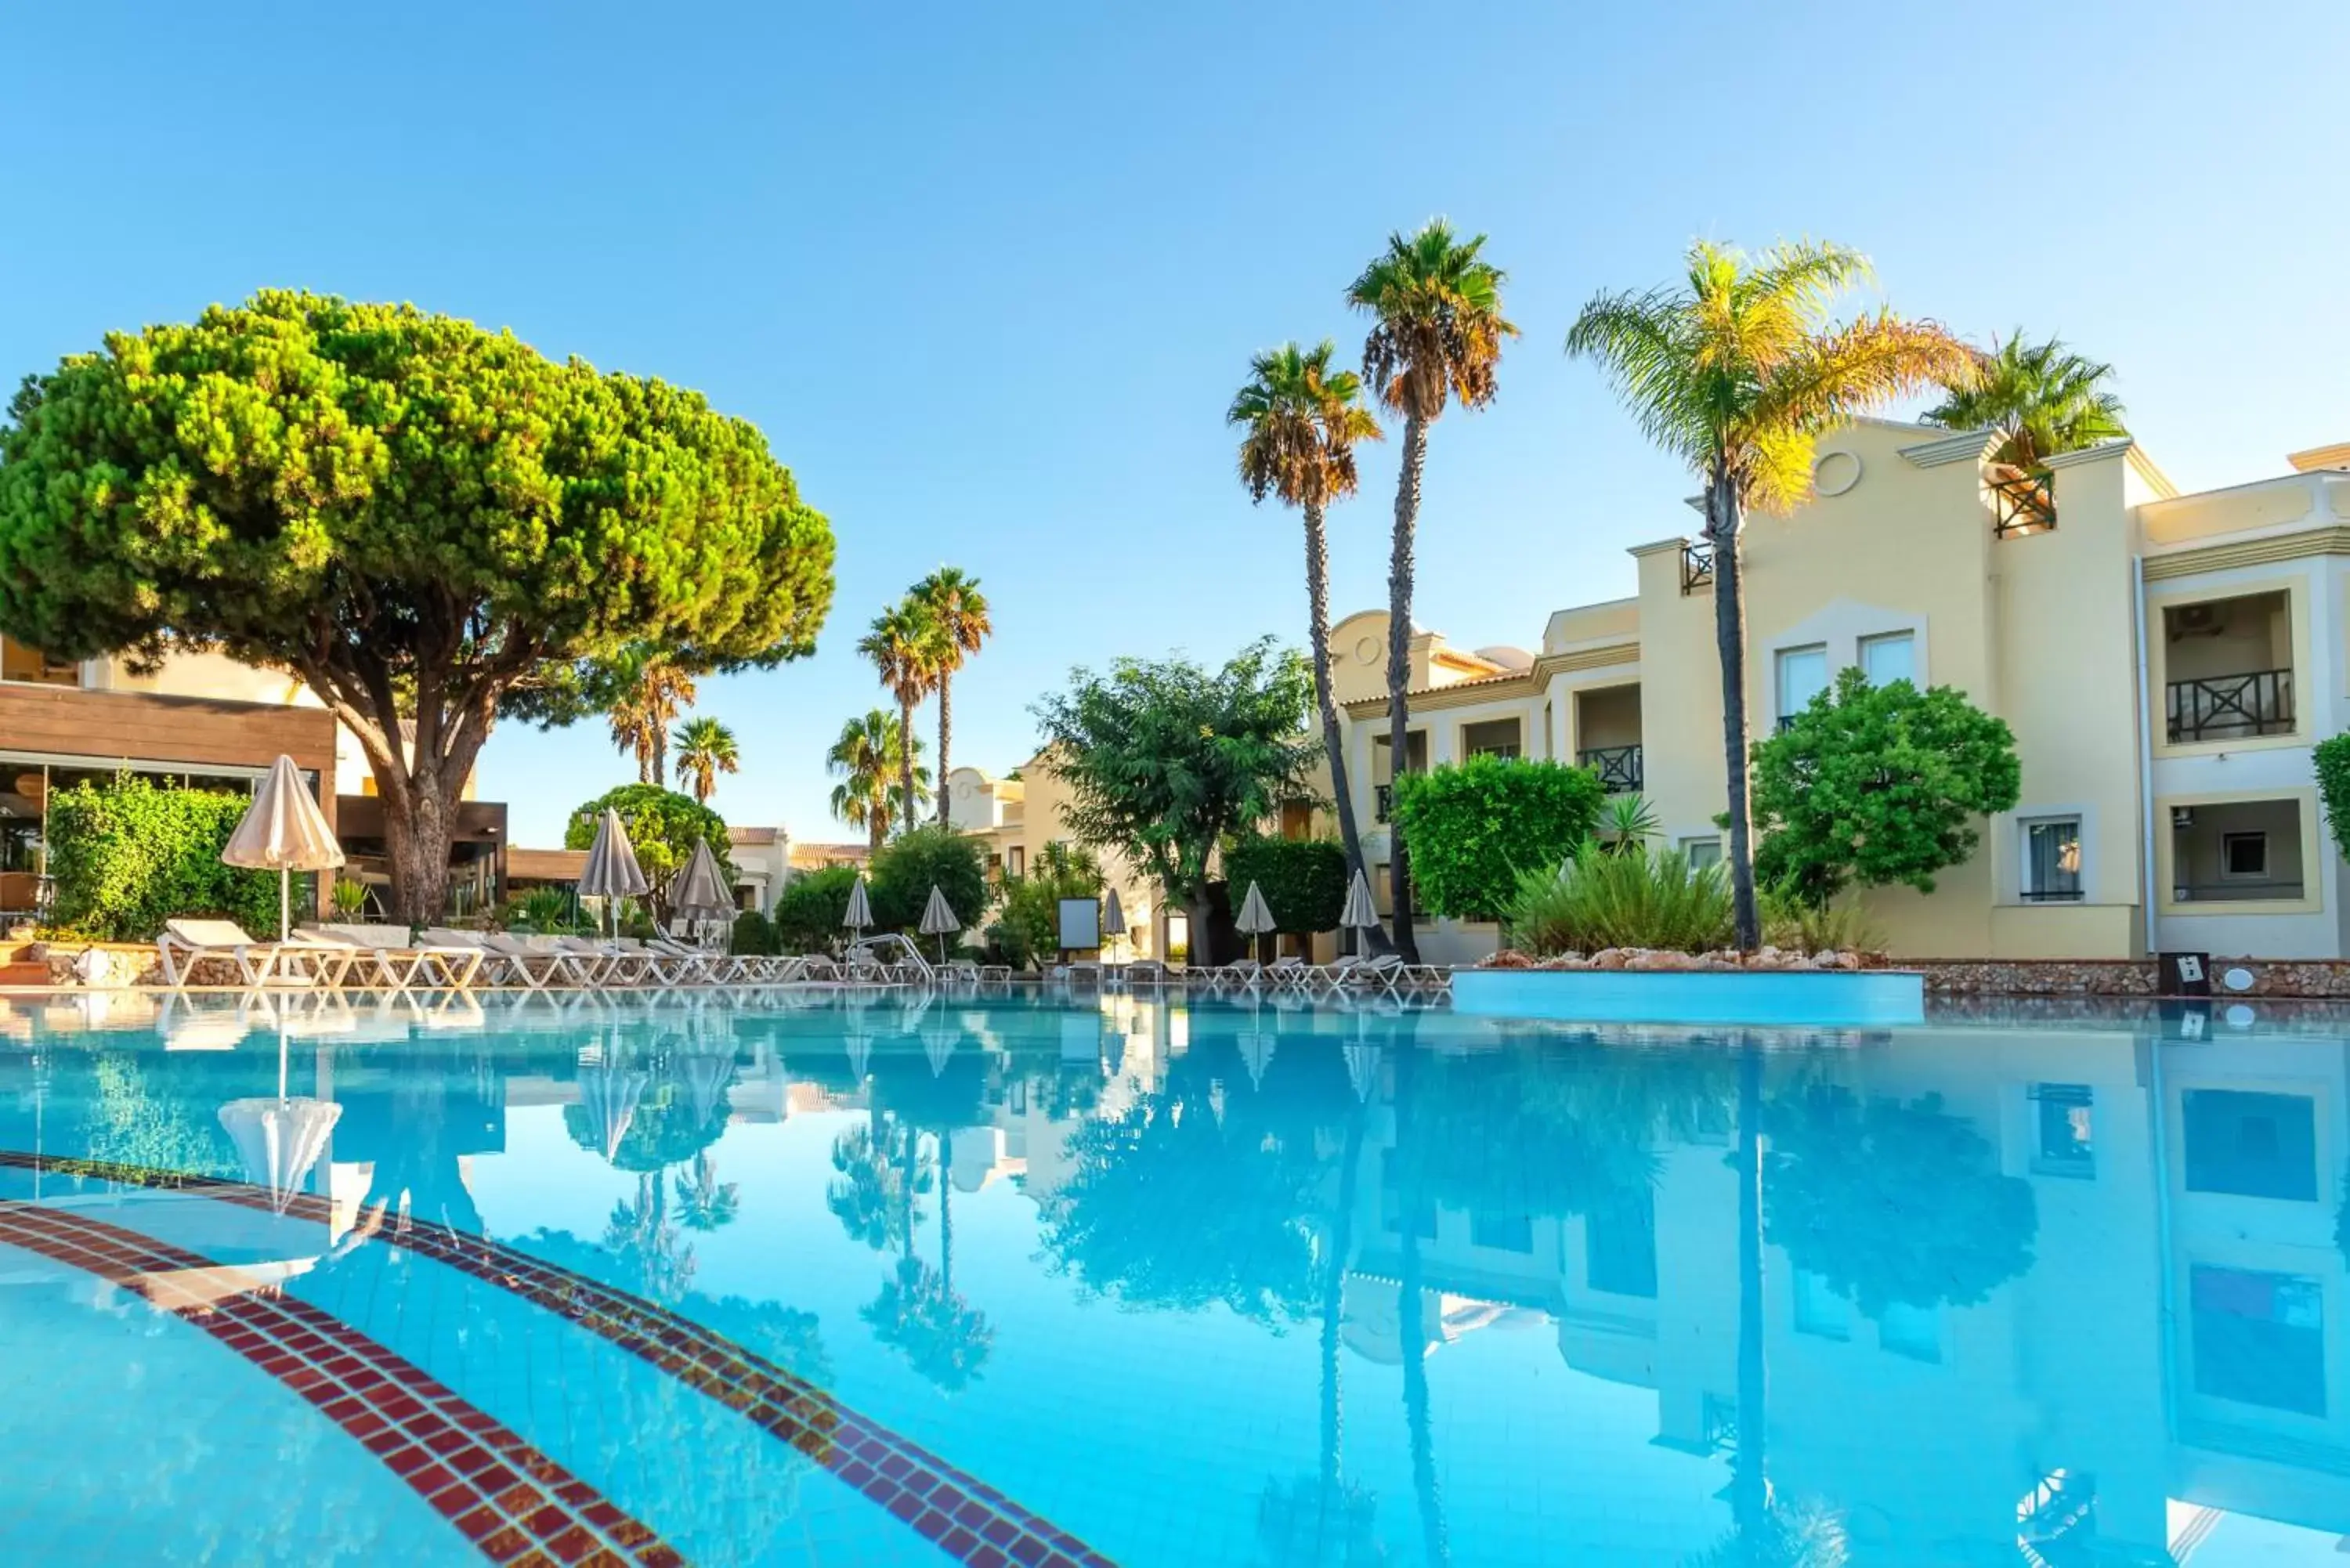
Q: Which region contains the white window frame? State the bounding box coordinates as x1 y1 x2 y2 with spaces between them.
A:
1775 644 1829 726
2017 810 2088 904
1679 835 1723 871
2221 830 2269 881
1859 630 1916 686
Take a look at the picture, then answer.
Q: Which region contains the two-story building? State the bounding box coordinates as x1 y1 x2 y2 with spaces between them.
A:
1329 421 2350 963
945 759 1165 960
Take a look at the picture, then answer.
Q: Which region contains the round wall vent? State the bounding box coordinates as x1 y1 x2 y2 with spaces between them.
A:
1813 449 1863 497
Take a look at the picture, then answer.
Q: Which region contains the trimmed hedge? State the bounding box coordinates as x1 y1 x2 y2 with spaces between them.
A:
1221 836 1347 933
774 863 859 952
869 825 988 939
2319 733 2350 868
1389 756 1607 921
46 775 298 941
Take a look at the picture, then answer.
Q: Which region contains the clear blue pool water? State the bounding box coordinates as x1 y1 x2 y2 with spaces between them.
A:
1 985 2346 1566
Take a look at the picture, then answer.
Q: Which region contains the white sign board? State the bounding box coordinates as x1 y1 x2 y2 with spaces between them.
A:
1057 897 1101 952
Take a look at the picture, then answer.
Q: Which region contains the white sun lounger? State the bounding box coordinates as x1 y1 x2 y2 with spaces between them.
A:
302 923 486 990
157 919 350 990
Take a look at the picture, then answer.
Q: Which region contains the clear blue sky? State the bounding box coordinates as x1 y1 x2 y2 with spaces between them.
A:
5 2 2344 847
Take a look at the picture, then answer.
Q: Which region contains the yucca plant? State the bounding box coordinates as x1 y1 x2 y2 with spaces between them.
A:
1505 843 1734 956
1759 887 1884 956
330 877 368 919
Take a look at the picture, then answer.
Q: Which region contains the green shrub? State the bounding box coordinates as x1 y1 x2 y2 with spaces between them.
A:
985 843 1108 970
2318 733 2350 866
1751 669 2021 903
1503 844 1733 956
331 877 367 918
774 863 859 952
45 775 297 941
1390 757 1607 920
564 784 732 914
731 909 777 956
1220 836 1347 933
501 886 585 934
868 824 988 936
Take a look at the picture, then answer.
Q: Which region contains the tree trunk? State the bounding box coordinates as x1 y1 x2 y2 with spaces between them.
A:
1304 498 1388 956
1708 475 1761 948
936 673 953 827
378 757 459 927
898 696 917 841
1385 412 1428 964
1320 1108 1365 1504
652 724 668 790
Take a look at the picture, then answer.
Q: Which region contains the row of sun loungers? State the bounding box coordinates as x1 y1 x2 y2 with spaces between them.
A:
1062 952 1448 996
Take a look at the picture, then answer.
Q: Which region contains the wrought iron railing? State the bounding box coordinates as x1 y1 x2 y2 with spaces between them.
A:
1680 540 1714 595
1990 468 2056 537
2166 669 2294 743
1578 744 1643 793
1374 784 1393 824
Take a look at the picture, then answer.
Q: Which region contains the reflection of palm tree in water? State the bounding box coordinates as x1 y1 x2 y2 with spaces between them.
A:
1257 1102 1386 1566
675 1151 739 1231
603 1168 697 1303
859 1121 995 1392
1683 1038 1847 1568
1393 1046 1448 1568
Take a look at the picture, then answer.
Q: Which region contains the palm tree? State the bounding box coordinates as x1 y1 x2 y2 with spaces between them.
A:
827 710 927 854
608 656 698 786
672 715 739 805
1231 340 1388 954
1921 330 2126 471
1348 221 1516 963
1567 240 1976 948
910 568 992 826
859 599 942 837
674 1151 740 1231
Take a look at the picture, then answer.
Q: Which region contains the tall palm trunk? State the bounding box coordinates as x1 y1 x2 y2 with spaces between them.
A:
935 675 954 827
897 695 917 842
1385 411 1428 964
938 1136 953 1299
1304 497 1388 956
867 803 887 857
1708 475 1761 948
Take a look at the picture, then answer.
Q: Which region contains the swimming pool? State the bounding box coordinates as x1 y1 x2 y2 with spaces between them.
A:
2 986 2345 1565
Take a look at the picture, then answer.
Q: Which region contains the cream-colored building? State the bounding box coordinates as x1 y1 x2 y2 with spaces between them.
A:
945 758 1166 960
1329 423 2350 963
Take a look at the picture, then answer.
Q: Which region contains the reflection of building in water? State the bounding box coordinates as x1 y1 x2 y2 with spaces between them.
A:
1318 1020 2350 1563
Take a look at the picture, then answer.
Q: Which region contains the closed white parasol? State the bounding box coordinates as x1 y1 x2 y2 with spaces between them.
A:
222 755 345 941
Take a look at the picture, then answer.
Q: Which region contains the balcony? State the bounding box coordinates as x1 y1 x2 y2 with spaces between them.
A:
1990 468 2055 538
1578 745 1643 794
1680 540 1714 595
2167 670 2293 744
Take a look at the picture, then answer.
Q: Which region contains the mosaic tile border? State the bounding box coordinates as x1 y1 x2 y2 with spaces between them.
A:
0 1151 1117 1568
0 1200 680 1568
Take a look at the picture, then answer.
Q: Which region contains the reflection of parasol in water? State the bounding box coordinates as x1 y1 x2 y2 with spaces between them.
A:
921 1017 959 1078
577 1039 651 1163
682 1042 735 1130
219 1095 342 1215
1235 986 1274 1090
1344 1008 1382 1104
843 993 877 1082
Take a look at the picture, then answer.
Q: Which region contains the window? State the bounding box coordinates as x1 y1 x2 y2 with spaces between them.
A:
2191 1266 2325 1414
1681 836 1723 872
1793 1270 1850 1340
1877 1300 1941 1363
2222 832 2268 880
1585 1190 1658 1299
1007 846 1025 878
2030 1084 2095 1177
1470 1210 1534 1254
1860 631 1915 686
2021 816 2083 902
2183 1089 2317 1201
1776 645 1828 722
1461 718 1522 760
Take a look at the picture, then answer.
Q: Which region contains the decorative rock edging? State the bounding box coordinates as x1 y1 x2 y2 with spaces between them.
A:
1915 957 2350 999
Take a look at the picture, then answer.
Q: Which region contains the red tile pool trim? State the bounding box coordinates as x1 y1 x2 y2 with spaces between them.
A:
0 1151 1118 1568
0 1200 681 1568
